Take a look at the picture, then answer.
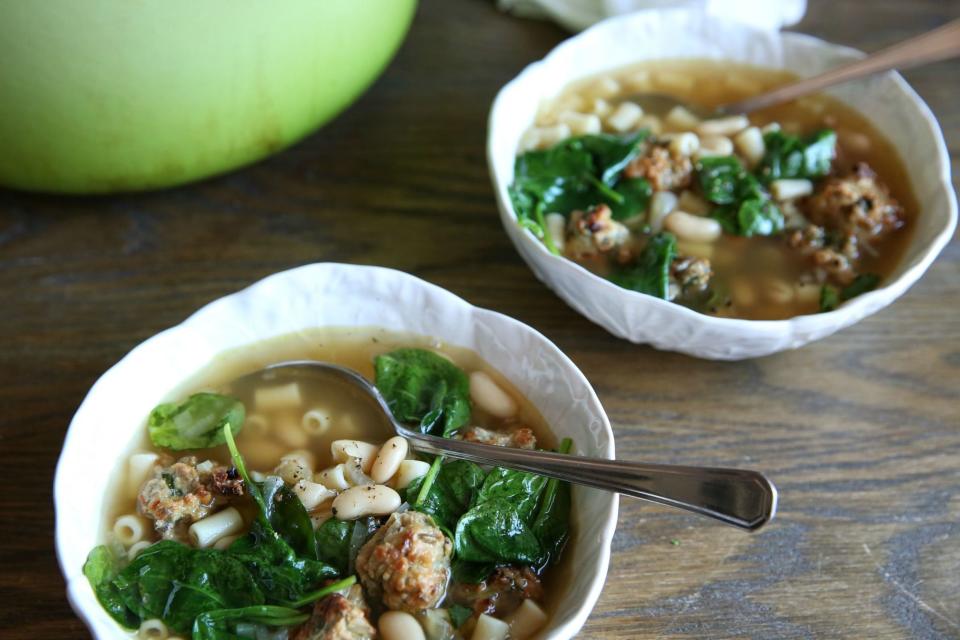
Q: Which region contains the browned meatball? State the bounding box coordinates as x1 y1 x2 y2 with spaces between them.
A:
624 143 693 192
460 425 538 450
291 585 376 640
355 511 452 613
137 456 240 540
565 204 633 264
449 566 544 617
803 162 904 239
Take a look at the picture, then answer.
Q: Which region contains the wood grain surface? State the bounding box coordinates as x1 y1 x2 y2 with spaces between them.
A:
1 1 957 638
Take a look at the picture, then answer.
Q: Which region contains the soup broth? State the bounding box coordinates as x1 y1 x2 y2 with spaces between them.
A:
96 327 571 640
518 59 917 320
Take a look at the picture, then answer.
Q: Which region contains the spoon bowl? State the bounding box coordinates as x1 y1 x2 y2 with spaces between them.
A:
232 360 779 531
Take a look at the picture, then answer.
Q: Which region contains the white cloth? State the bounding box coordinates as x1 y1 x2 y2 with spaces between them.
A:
497 0 807 32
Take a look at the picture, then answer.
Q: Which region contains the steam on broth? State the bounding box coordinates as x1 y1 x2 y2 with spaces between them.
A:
512 59 916 320
90 328 572 640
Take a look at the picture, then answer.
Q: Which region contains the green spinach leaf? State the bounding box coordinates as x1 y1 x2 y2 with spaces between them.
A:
313 517 380 576
531 438 573 567
192 605 308 640
475 467 548 522
374 349 471 437
448 604 475 629
405 459 486 532
608 177 652 221
820 273 880 312
111 541 264 634
83 545 138 629
260 476 318 561
712 198 784 237
757 129 836 182
610 232 677 299
454 498 544 565
147 393 244 450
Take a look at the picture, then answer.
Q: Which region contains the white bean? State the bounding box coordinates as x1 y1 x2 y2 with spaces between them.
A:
696 135 734 157
734 126 765 167
504 599 549 640
254 383 302 412
293 480 336 511
677 190 710 216
558 111 601 136
302 408 333 436
469 371 518 419
668 132 699 157
545 212 566 252
281 449 316 472
189 507 244 549
393 459 431 490
113 514 146 547
649 191 678 232
696 115 749 137
605 101 643 133
663 210 722 243
316 464 351 491
379 611 426 640
471 613 510 640
370 436 409 483
770 179 814 201
665 105 700 130
761 122 781 135
332 484 401 520
331 440 380 473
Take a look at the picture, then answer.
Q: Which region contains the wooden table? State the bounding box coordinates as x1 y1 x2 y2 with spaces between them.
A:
1 1 957 638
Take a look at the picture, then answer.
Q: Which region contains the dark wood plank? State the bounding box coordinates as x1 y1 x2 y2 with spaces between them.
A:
0 0 957 638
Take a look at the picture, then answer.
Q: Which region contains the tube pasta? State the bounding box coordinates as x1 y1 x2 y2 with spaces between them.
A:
316 464 351 491
138 619 169 640
244 413 270 437
188 507 244 549
127 540 152 560
126 453 159 498
113 514 146 547
254 382 302 412
471 614 510 640
213 533 242 551
505 599 549 640
301 408 333 436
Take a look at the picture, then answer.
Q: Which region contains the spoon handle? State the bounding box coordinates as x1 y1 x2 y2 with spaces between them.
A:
400 428 777 531
722 18 960 114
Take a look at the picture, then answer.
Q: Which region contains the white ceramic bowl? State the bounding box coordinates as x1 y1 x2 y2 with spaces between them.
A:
488 9 957 360
54 263 617 639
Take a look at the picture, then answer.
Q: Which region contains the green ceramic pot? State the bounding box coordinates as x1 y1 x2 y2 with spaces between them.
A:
0 1 417 193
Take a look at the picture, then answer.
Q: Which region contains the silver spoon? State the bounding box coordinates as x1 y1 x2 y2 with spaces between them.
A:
633 17 960 117
231 361 778 531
